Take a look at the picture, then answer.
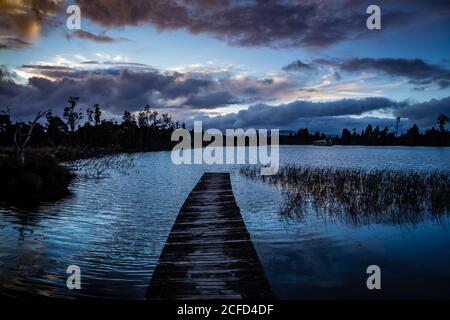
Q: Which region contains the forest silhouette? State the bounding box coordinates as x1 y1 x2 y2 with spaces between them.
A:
1 98 449 156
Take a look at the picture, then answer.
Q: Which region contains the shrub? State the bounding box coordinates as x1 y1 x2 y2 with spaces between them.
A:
0 152 74 207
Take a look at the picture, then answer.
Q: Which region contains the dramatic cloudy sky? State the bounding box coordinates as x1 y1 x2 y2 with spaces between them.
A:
0 0 449 133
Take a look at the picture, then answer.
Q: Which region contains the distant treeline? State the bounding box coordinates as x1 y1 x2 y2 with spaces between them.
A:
1 98 449 153
282 116 450 147
0 99 182 156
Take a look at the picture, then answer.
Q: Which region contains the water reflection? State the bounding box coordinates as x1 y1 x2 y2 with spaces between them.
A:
1 146 450 299
0 152 205 299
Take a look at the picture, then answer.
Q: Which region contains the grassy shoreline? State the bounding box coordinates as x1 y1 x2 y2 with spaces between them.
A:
0 145 165 207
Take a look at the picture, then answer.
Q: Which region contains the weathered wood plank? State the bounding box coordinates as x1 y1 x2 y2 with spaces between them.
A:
147 172 274 300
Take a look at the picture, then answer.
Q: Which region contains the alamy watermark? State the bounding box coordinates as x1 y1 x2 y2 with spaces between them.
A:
366 265 381 290
171 121 279 175
66 5 81 30
66 265 81 290
366 5 381 30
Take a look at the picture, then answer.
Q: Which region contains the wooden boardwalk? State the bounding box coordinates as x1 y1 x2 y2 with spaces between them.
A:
147 172 273 300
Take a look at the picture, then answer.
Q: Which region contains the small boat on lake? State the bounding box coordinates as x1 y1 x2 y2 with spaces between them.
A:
313 139 333 146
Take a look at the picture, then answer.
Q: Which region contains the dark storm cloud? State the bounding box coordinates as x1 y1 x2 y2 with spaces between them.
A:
200 97 401 129
197 114 405 134
284 57 450 89
192 96 449 134
162 77 213 99
73 0 447 48
338 58 450 89
2 63 448 132
395 97 450 127
182 91 239 109
2 61 300 119
0 66 244 118
2 0 448 49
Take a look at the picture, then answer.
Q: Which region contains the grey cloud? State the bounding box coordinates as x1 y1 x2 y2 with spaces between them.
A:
2 64 448 133
0 66 260 118
194 113 405 135
183 91 239 109
65 30 121 43
333 72 342 81
1 63 299 120
80 61 149 67
192 97 449 134
395 97 450 127
216 97 401 128
285 57 450 90
338 58 450 89
2 0 449 49
282 60 314 72
0 37 31 50
21 64 76 72
257 79 275 85
73 0 447 48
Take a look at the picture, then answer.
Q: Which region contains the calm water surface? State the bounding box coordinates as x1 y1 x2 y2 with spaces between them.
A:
1 146 449 299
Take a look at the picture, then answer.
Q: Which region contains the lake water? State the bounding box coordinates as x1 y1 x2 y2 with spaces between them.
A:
1 146 449 299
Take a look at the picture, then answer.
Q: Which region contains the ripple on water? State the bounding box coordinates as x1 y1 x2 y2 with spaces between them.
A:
1 146 450 299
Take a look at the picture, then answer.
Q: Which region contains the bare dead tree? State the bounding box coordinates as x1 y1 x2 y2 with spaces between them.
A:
13 109 51 165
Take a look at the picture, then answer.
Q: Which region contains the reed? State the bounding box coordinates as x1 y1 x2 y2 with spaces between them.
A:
66 153 136 177
240 165 450 225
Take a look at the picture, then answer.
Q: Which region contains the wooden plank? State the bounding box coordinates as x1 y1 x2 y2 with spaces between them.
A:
147 172 274 300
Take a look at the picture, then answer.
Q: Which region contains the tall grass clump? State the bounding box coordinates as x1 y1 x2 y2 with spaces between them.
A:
240 165 450 225
66 153 136 177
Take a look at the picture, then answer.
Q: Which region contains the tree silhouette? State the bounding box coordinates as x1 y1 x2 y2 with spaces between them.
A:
13 109 50 164
437 114 449 131
63 97 82 132
138 106 150 128
86 108 94 126
94 104 102 126
0 108 11 133
122 111 135 125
